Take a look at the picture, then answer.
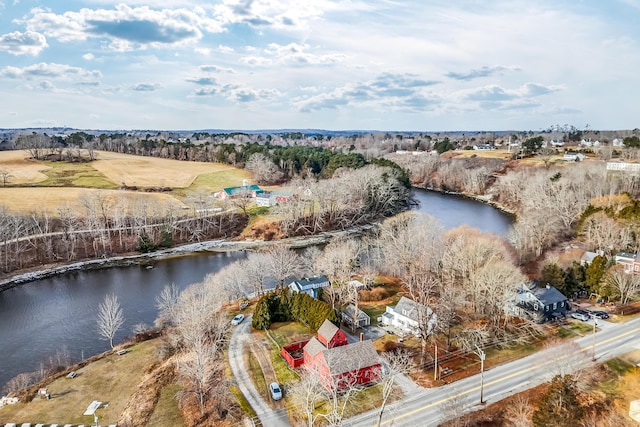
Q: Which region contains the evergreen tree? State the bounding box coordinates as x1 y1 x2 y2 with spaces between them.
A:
585 255 608 292
532 374 583 427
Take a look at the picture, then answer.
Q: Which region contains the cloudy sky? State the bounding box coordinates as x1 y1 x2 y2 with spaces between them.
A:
0 1 638 131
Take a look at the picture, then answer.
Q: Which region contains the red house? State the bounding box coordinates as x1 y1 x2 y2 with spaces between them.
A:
282 319 381 391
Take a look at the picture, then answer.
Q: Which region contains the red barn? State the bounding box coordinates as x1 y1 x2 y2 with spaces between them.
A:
316 319 348 348
297 319 381 391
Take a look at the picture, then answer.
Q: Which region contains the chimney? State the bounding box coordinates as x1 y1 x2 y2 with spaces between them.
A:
546 284 551 289
360 332 364 342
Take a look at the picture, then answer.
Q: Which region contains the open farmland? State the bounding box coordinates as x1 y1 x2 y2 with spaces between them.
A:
0 150 51 184
0 187 188 215
91 151 248 188
0 150 253 215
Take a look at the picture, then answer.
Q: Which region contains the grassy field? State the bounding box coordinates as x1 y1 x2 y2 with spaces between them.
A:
0 150 258 215
0 340 158 425
0 187 188 215
92 151 242 189
147 383 185 427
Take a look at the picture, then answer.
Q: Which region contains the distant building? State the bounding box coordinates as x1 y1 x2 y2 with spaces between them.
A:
615 252 640 274
215 183 262 199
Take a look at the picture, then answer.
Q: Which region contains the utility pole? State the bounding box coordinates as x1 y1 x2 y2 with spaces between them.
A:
592 318 598 361
475 345 486 404
434 342 438 381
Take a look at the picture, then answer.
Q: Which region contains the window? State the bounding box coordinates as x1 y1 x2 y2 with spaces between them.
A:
553 303 557 310
545 306 549 312
560 301 564 307
534 303 539 311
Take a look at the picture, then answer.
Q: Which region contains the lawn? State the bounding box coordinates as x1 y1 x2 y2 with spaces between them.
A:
33 160 118 188
146 383 185 427
268 322 314 347
0 340 158 425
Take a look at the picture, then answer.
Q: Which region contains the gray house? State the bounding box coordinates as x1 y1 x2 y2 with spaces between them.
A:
288 275 331 299
512 283 569 323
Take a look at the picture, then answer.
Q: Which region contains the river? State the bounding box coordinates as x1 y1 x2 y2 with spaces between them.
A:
0 189 513 391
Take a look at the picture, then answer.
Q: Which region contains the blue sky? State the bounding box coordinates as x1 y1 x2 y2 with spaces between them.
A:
0 0 638 131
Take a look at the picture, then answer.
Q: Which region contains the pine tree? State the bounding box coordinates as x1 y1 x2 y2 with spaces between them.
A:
532 374 583 427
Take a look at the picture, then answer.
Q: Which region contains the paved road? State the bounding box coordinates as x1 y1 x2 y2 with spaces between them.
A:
228 315 290 427
346 316 640 427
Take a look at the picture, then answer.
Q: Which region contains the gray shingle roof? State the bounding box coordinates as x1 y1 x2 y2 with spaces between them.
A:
323 340 380 376
317 319 340 342
303 337 326 358
393 296 429 322
530 286 567 306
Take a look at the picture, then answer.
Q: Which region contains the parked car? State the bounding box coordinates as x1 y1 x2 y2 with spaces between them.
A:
570 310 590 321
231 314 245 325
269 382 283 400
589 310 610 319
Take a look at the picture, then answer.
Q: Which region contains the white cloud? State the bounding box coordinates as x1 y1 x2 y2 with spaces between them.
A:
82 52 95 60
0 62 102 81
21 5 224 50
0 30 47 55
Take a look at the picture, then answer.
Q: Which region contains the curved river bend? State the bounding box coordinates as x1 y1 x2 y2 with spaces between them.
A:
0 189 513 389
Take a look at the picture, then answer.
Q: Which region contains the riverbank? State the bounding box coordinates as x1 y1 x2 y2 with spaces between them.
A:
417 185 518 217
0 224 375 292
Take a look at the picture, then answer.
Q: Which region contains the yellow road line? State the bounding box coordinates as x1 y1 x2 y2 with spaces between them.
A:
377 326 640 426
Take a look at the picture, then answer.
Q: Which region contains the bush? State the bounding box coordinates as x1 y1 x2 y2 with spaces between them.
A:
360 286 393 302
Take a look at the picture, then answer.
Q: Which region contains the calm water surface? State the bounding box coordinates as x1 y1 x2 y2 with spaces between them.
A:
0 189 513 390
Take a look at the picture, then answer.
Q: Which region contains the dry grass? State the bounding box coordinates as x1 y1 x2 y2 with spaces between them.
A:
147 383 185 427
0 150 50 184
92 151 242 189
0 187 187 215
0 340 157 425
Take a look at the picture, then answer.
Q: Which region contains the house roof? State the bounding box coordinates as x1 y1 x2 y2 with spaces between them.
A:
529 285 568 306
322 340 380 376
580 251 598 264
342 304 370 321
223 184 261 195
291 275 330 291
303 337 326 358
317 319 340 342
392 296 429 322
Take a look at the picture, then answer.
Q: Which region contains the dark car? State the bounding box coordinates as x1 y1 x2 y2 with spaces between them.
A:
589 310 610 319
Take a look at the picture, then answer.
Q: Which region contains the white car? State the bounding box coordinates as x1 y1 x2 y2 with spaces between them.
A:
231 314 245 325
269 382 283 400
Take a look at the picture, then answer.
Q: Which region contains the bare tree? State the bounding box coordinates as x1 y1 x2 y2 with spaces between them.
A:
97 293 125 348
155 282 180 326
376 350 413 427
262 245 302 288
605 264 640 304
245 152 283 184
289 366 328 427
0 169 12 186
503 395 534 427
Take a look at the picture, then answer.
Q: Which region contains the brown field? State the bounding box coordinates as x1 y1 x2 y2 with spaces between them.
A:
0 150 256 215
92 151 241 188
0 150 50 184
0 187 187 215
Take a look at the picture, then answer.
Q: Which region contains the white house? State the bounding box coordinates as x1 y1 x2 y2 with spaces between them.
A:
380 296 436 336
563 152 586 161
